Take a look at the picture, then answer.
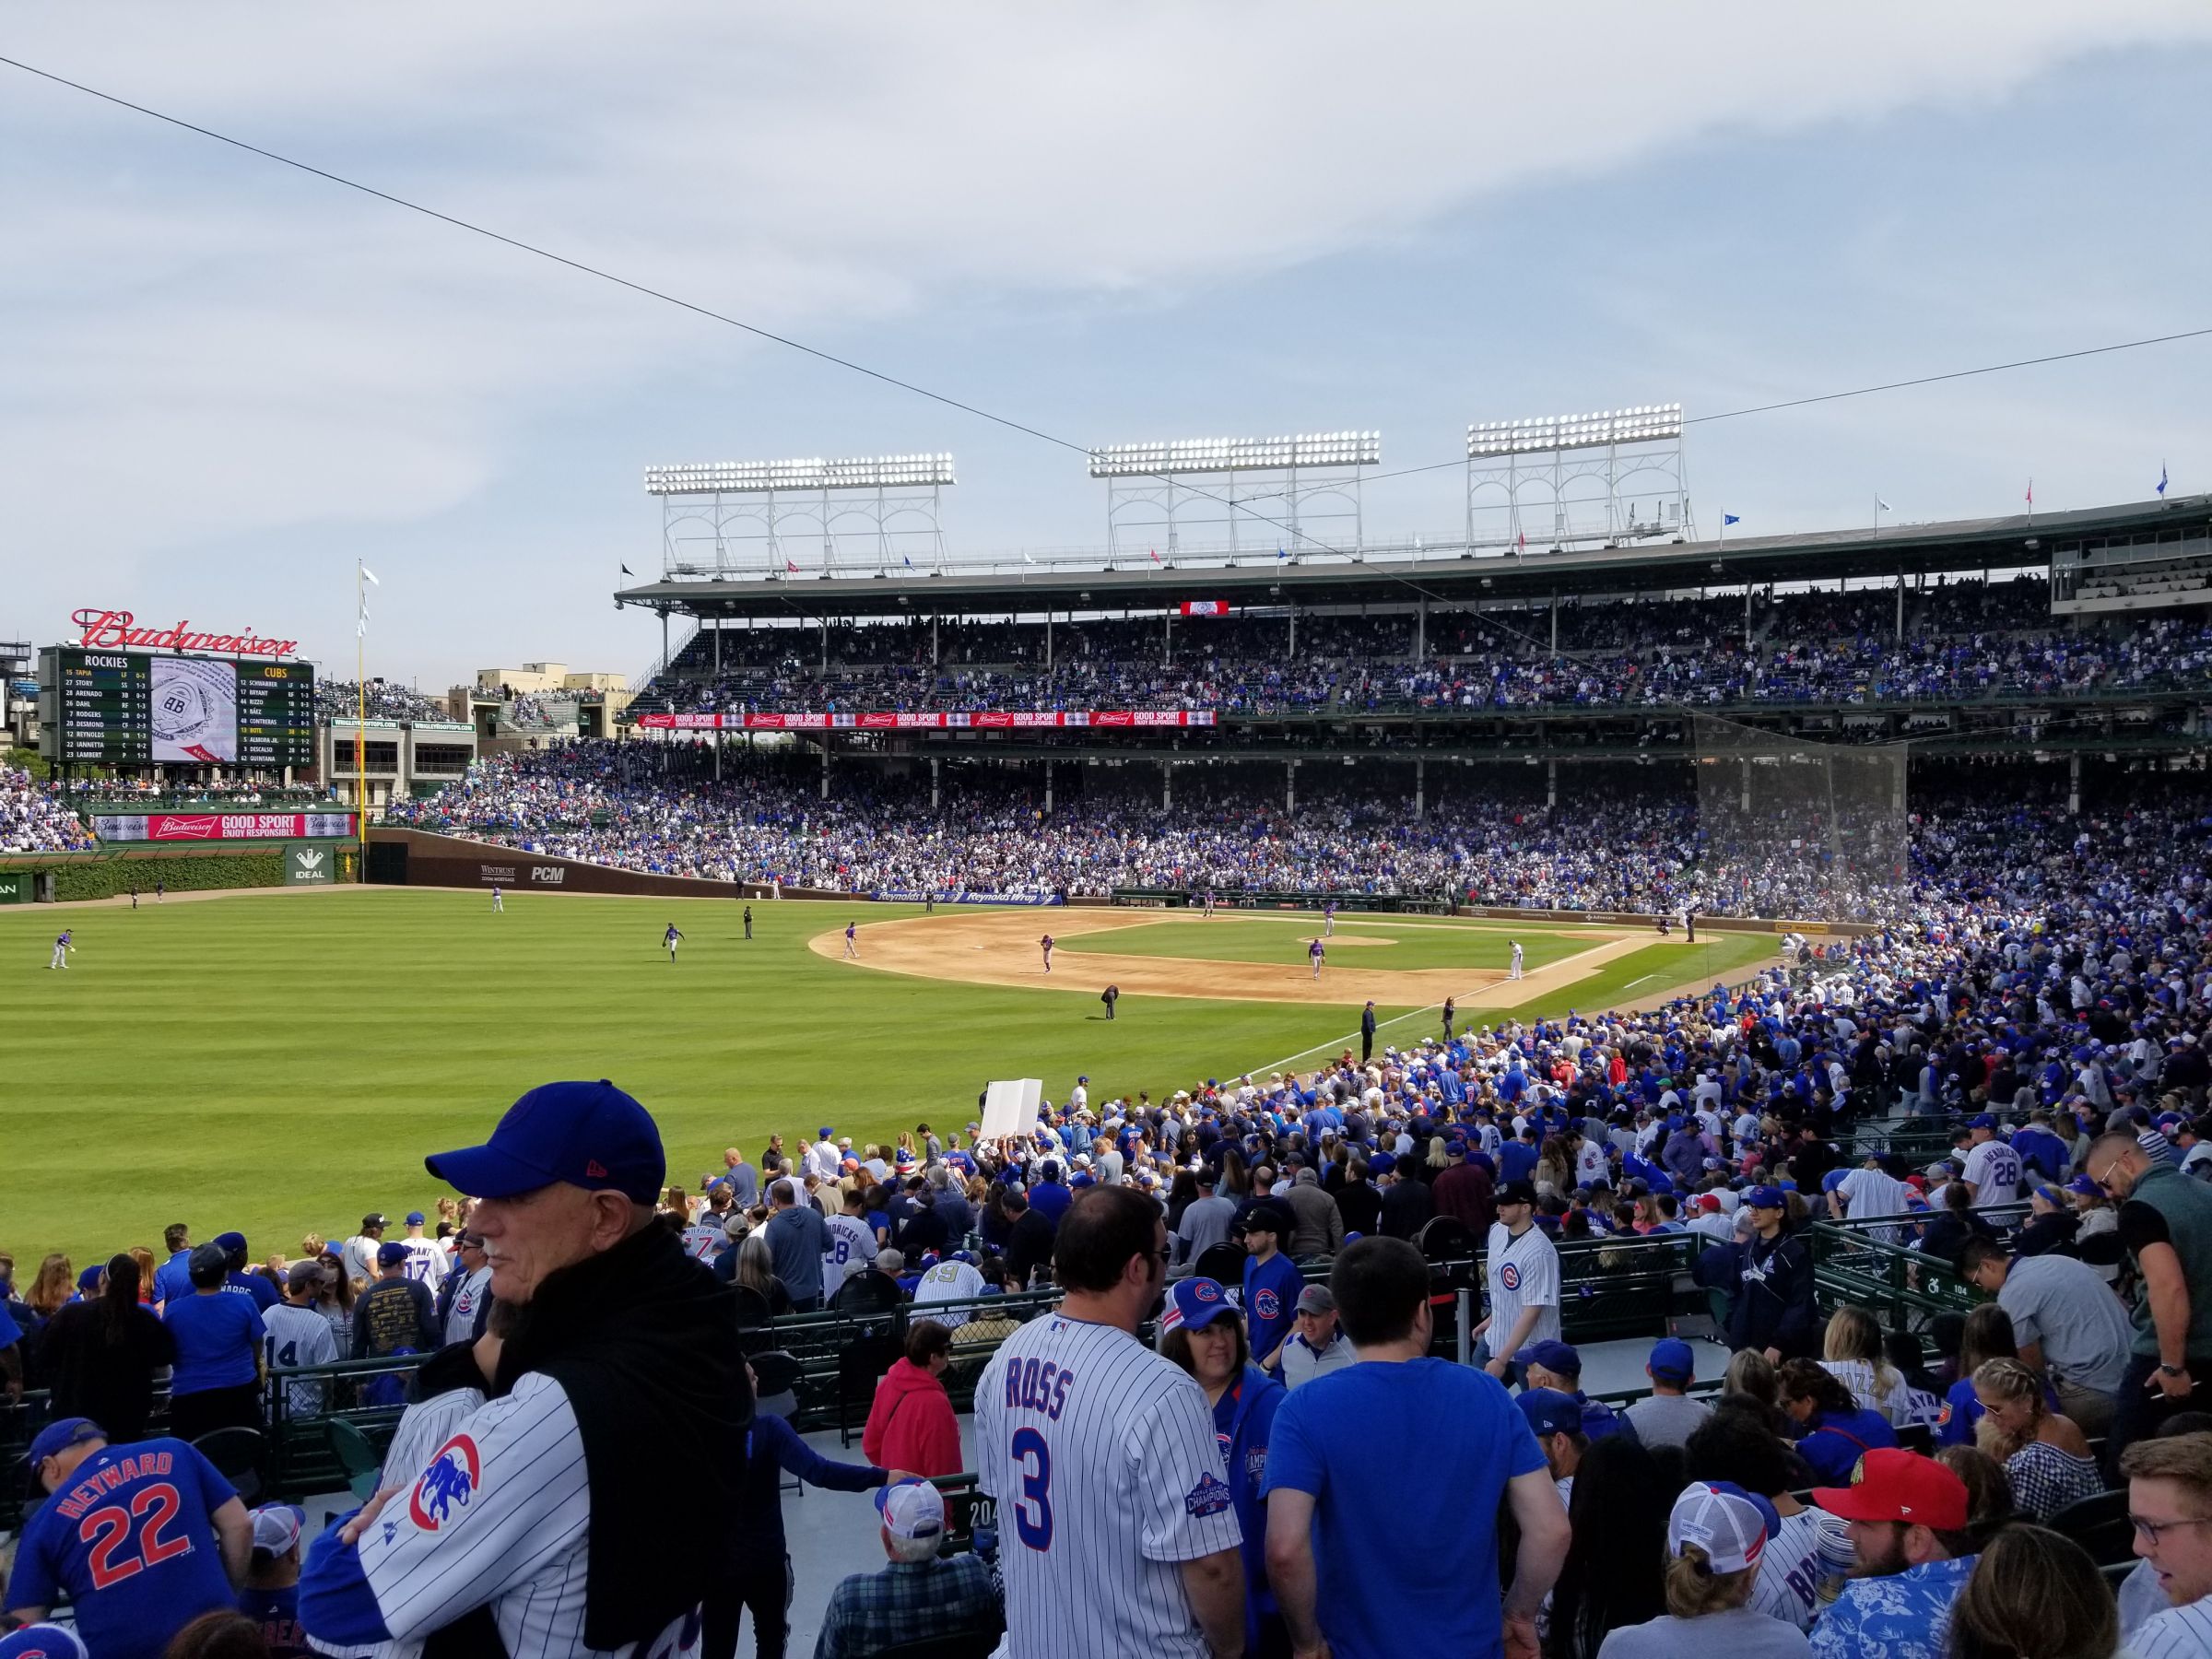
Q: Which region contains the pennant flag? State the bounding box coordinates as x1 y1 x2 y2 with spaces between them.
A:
2025 479 2034 507
2158 463 2169 498
1149 548 1161 564
1276 546 1288 561
360 565 380 586
1022 551 1036 566
1877 498 1891 512
1723 514 1740 527
903 554 914 568
785 559 800 573
1516 531 1526 550
620 563 634 576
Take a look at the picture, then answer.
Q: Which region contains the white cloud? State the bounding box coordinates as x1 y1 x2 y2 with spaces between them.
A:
2 1 2208 675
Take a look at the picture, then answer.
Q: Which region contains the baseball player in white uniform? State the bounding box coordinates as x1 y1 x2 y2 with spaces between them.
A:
975 1186 1245 1659
1510 939 1525 980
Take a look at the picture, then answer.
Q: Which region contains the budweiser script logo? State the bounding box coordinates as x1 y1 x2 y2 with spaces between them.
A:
73 607 300 659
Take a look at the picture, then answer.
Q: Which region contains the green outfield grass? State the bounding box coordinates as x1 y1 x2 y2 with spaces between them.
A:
1054 913 1595 971
0 888 1770 1267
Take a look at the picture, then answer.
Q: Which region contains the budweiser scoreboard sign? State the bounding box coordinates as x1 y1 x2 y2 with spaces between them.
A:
635 710 1218 731
40 645 316 769
92 811 358 842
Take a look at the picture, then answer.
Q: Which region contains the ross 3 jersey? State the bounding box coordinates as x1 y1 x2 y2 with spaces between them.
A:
975 1311 1242 1659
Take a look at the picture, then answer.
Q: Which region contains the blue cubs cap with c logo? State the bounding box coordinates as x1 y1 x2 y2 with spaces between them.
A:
426 1079 666 1204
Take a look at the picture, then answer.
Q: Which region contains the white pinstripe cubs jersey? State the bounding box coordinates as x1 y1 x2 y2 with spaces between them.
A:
300 1371 700 1658
975 1310 1241 1659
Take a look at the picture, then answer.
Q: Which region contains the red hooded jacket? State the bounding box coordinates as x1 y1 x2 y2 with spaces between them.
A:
863 1358 961 1477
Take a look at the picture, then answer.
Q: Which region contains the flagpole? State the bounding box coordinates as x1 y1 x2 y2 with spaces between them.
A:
355 560 367 882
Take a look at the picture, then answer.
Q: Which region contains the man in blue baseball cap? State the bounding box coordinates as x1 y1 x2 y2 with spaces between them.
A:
300 1080 749 1658
1513 1340 1626 1441
1625 1336 1712 1449
1514 1388 1588 1502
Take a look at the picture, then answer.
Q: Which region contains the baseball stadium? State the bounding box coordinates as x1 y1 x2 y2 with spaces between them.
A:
6 16 2212 1659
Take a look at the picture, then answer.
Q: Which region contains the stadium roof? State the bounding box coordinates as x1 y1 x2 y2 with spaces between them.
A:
615 493 2208 619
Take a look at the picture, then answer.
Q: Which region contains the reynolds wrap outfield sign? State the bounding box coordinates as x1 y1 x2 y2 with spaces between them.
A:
93 812 358 842
637 710 1216 730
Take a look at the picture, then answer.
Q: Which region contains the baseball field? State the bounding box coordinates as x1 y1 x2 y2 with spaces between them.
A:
0 887 1774 1265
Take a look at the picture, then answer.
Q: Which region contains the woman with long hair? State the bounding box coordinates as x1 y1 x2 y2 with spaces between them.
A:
1939 1304 2036 1446
1971 1359 2099 1523
1947 1524 2117 1659
1934 1445 2015 1531
1165 1168 1199 1232
1536 1135 1573 1197
1158 1279 1286 1659
126 1245 158 1306
735 1232 794 1317
24 1253 71 1319
1819 1305 1912 1425
1775 1359 1898 1485
1545 1434 1670 1659
33 1254 175 1441
1593 1482 1811 1656
1218 1147 1253 1200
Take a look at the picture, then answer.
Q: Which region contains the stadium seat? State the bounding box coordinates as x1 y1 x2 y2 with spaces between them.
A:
1193 1241 1249 1285
1896 1423 1935 1456
833 1271 905 1317
325 1418 384 1502
193 1427 266 1506
2045 1487 2132 1568
732 1284 776 1354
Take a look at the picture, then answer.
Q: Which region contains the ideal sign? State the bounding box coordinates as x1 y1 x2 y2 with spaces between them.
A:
72 607 301 660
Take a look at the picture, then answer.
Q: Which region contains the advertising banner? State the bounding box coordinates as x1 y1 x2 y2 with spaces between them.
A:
92 812 358 842
283 844 336 885
635 710 1216 731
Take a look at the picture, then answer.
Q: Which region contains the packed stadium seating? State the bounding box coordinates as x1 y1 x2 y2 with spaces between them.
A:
620 576 2212 718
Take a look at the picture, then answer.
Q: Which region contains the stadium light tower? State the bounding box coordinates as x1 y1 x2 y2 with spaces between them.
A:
646 453 956 578
1465 404 1691 552
1088 431 1380 561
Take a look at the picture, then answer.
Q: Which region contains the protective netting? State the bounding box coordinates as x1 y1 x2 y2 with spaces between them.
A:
1690 717 1909 922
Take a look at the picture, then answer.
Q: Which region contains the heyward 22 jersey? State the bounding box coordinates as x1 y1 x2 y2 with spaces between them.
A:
975 1309 1242 1659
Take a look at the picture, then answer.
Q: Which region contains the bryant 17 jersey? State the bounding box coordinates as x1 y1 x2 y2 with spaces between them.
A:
974 1311 1242 1659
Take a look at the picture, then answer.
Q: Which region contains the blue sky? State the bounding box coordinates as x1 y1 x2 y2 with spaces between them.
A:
4 4 2208 686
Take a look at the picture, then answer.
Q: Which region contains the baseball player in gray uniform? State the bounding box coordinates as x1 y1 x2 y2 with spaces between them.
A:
975 1185 1246 1659
298 1079 747 1657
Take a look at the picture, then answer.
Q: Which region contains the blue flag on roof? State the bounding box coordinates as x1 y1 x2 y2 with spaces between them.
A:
1277 546 1288 560
903 554 914 567
1723 513 1740 526
2158 464 2169 497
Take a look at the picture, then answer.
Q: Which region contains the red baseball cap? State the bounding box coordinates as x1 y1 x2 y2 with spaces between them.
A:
1811 1449 1968 1531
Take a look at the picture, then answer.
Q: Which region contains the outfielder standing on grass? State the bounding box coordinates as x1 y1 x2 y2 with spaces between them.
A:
663 921 684 962
1309 937 1325 979
298 1079 748 1655
976 1185 1247 1659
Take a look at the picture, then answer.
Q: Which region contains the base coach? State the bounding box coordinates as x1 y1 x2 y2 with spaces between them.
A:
300 1079 749 1656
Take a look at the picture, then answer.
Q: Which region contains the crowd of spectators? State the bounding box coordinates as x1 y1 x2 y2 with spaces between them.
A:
627 578 2211 718
383 744 2212 925
0 762 95 853
10 791 2212 1653
313 678 451 723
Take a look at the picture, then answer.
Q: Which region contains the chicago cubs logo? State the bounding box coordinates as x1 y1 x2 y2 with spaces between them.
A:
1253 1288 1282 1321
408 1434 482 1531
1193 1280 1221 1303
1500 1263 1522 1291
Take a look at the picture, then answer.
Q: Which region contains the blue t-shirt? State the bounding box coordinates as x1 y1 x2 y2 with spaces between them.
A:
1242 1252 1303 1371
165 1290 266 1394
1028 1181 1074 1224
226 1272 279 1313
0 1298 19 1349
152 1250 194 1308
3 1438 239 1659
1499 1142 1538 1183
239 1583 312 1657
1266 1358 1545 1659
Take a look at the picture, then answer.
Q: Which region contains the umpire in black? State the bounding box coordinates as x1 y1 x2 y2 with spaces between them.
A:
1360 1001 1378 1064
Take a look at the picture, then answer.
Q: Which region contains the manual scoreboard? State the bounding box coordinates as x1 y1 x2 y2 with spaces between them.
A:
39 647 317 769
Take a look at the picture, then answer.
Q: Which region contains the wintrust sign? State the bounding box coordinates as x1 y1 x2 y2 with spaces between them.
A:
72 607 300 659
